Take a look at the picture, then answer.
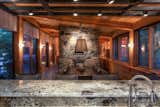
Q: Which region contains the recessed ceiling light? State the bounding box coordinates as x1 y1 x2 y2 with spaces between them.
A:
97 13 102 17
73 12 78 16
109 0 115 4
28 12 34 16
143 11 148 17
73 0 78 2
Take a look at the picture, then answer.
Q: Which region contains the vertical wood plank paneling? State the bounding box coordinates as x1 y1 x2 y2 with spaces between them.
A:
0 9 17 32
149 26 154 70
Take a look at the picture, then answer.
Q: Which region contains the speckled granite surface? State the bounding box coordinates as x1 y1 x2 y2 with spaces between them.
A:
0 80 160 107
0 80 160 97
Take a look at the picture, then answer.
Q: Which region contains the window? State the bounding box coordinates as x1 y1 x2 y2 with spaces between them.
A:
153 23 160 69
0 28 13 79
113 37 118 60
23 35 38 74
23 35 31 74
138 28 149 67
113 33 129 62
119 35 129 62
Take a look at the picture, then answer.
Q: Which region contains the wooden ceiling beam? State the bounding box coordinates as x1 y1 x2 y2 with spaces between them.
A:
22 17 41 28
4 3 129 7
22 16 56 36
0 3 17 15
4 3 160 7
44 16 134 30
40 27 59 33
16 10 122 13
133 16 160 30
39 24 59 30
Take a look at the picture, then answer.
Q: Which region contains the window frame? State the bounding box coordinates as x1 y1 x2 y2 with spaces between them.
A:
136 27 149 68
113 33 129 63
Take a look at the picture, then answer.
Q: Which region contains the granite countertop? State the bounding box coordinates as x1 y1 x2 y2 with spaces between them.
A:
0 80 160 97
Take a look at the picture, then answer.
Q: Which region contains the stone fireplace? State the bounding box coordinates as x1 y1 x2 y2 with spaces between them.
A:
59 26 100 75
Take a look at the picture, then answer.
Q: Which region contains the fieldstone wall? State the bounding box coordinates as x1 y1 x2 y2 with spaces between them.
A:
59 26 100 73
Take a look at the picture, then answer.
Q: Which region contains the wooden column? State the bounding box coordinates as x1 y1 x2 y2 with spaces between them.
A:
16 16 23 74
54 33 59 64
109 37 114 73
48 36 53 67
129 30 134 66
38 30 43 73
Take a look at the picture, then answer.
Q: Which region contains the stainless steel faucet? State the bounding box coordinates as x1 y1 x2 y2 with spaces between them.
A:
128 75 158 107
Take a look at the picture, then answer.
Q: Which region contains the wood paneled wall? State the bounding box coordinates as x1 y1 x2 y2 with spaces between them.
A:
0 9 17 32
16 16 59 74
99 36 114 73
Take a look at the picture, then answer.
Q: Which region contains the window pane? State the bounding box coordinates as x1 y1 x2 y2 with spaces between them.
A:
119 35 129 62
113 37 118 60
153 23 160 69
31 38 38 73
138 28 149 67
23 35 31 75
0 28 13 79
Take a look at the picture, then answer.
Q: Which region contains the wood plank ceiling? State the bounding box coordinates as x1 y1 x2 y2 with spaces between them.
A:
1 0 160 16
1 0 160 35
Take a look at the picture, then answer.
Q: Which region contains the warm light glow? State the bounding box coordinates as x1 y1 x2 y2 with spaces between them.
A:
40 44 45 49
128 43 134 48
109 0 115 4
73 0 78 2
19 42 24 48
28 12 34 16
69 36 77 45
106 41 110 49
73 12 78 16
141 45 145 52
143 13 148 17
97 13 102 17
49 47 52 51
121 45 126 48
143 11 148 17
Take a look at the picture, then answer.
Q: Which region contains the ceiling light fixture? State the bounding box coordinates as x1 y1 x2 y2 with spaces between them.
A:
73 0 78 2
28 12 34 16
108 0 115 4
143 11 148 17
97 11 102 17
73 12 78 16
